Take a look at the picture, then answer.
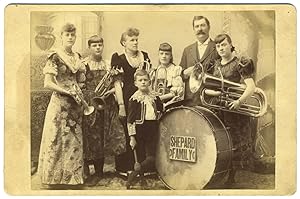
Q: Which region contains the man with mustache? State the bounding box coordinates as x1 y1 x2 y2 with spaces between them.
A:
180 16 220 106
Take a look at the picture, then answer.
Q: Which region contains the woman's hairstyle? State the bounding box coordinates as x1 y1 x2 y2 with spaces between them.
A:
159 42 173 64
134 69 150 81
88 35 104 47
120 28 140 46
60 23 76 34
214 34 235 52
192 16 210 28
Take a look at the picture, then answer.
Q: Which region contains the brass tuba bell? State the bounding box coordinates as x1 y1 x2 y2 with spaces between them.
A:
189 62 267 117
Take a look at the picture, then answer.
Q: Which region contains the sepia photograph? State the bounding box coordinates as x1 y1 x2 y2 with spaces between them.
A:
4 4 296 195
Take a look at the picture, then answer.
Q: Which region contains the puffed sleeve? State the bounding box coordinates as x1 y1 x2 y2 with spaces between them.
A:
238 57 255 79
43 55 58 76
111 52 123 83
170 76 184 97
170 66 184 96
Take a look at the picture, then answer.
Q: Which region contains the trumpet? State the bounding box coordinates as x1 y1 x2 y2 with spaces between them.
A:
189 63 267 117
91 66 124 110
72 84 95 115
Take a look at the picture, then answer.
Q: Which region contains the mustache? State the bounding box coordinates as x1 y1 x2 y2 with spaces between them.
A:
197 31 206 35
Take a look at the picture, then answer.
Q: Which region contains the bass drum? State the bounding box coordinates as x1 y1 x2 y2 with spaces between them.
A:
156 106 232 189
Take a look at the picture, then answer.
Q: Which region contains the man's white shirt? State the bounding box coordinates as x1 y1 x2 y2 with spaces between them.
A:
197 37 211 59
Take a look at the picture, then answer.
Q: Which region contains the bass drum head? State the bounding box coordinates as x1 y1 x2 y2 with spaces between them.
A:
156 106 224 190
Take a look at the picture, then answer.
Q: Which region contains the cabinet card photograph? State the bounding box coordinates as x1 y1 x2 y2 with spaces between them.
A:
4 4 296 195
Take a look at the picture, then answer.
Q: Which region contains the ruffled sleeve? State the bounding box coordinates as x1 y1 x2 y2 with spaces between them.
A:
43 55 58 76
111 52 124 83
238 57 255 79
169 65 184 97
170 76 184 97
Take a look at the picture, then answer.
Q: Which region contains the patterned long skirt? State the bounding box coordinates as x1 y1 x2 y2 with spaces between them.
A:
82 94 126 161
37 93 84 185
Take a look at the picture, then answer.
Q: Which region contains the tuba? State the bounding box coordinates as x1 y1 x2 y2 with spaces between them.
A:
91 66 124 110
72 84 95 115
189 62 267 117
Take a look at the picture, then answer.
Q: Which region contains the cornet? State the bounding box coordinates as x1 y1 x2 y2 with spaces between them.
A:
151 64 185 107
153 65 168 95
72 84 95 115
189 62 267 117
91 66 124 110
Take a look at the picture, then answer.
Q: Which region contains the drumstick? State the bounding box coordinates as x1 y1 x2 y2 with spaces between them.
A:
133 149 141 171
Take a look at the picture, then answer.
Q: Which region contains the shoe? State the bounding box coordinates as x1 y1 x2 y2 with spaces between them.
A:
140 174 148 190
126 171 139 189
85 174 101 187
116 170 128 177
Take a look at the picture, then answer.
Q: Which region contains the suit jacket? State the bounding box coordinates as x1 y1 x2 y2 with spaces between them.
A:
127 91 163 136
179 40 220 106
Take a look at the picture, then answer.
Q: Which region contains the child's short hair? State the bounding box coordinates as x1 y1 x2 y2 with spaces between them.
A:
88 35 104 47
134 69 150 81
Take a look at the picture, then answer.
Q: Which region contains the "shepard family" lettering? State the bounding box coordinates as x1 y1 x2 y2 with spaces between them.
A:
169 135 197 162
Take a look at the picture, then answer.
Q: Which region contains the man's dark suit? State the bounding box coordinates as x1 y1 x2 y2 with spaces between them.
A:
180 40 220 106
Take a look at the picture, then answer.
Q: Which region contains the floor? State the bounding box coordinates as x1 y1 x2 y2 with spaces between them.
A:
31 156 275 190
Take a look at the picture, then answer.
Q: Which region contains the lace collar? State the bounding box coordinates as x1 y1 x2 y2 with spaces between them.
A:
130 90 156 104
124 50 145 68
83 56 110 71
56 48 85 73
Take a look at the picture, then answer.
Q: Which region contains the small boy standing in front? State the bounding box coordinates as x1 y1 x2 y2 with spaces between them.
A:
126 69 163 189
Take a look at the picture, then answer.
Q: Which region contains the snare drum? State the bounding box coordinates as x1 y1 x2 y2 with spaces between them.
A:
156 106 232 189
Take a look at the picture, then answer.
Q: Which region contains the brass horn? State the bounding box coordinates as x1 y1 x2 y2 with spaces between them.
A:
189 62 267 117
189 62 204 93
199 73 267 117
153 65 168 95
138 59 151 72
72 84 95 115
91 66 123 110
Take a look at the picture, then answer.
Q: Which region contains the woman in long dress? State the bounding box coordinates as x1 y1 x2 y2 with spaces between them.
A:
82 35 126 186
37 23 86 189
110 27 151 175
211 34 256 185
